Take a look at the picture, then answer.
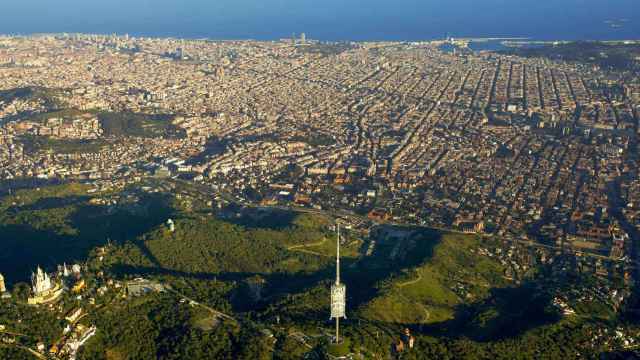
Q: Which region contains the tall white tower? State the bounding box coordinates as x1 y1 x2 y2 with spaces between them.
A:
330 224 346 343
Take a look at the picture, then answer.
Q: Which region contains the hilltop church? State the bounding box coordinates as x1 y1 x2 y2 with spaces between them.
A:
28 267 64 305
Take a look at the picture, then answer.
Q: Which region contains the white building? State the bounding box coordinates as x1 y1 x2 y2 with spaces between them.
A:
32 266 53 295
29 266 64 305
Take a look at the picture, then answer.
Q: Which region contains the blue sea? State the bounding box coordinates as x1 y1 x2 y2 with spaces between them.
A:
0 0 639 41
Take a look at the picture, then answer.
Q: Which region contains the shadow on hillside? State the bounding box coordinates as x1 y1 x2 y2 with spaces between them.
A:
0 179 65 197
345 226 443 308
7 196 91 213
186 136 228 165
226 208 299 231
0 192 174 286
107 224 443 316
0 224 70 287
416 282 560 342
107 262 335 315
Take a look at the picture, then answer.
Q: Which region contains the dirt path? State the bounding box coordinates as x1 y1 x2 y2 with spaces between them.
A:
287 238 330 257
394 271 431 322
396 271 423 288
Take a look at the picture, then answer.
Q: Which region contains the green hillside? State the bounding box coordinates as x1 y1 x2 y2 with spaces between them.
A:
360 233 509 324
97 112 183 138
0 87 62 108
0 182 634 359
357 233 568 345
0 183 173 285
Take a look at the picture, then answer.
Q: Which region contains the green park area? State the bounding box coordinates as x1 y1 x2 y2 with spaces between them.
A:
0 182 631 359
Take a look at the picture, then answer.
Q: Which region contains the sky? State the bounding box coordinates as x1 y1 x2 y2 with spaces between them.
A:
1 0 639 41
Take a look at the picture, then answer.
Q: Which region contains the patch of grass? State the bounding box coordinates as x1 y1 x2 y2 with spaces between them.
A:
573 298 615 321
290 235 361 259
97 112 183 138
1 183 91 209
291 213 331 229
360 233 508 324
326 337 351 357
22 108 87 123
192 315 218 331
0 86 62 108
290 133 336 147
18 134 106 154
113 214 335 276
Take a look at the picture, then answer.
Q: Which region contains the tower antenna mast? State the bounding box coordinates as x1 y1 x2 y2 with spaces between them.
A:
336 224 340 284
330 223 346 344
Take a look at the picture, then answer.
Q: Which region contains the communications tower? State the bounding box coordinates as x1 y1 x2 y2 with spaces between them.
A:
330 224 346 343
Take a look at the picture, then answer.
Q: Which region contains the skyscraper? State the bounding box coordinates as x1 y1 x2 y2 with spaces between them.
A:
0 273 6 293
300 33 306 45
330 224 346 343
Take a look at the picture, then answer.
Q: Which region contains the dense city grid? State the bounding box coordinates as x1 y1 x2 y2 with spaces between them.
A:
1 33 640 359
1 35 638 259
